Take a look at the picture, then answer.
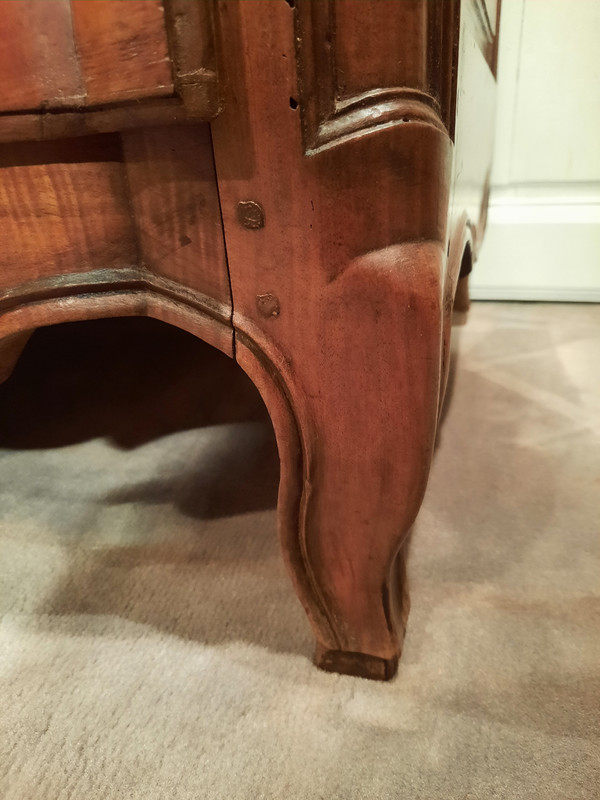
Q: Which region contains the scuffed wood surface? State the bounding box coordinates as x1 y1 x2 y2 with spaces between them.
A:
211 1 454 677
71 0 173 105
0 0 220 142
0 136 137 289
122 125 231 310
0 0 81 112
0 0 173 112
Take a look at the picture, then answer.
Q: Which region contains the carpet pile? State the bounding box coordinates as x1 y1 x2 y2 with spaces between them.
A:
1 302 598 799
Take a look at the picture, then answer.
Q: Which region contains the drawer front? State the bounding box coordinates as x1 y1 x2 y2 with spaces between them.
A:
0 125 231 312
0 0 220 142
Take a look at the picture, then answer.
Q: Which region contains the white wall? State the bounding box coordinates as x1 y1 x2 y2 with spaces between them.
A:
471 0 600 301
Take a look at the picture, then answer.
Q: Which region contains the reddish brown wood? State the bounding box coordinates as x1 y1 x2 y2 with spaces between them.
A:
163 0 221 114
209 0 453 678
0 290 233 365
0 0 499 680
0 0 81 112
0 0 221 143
70 0 173 105
0 100 217 145
0 136 137 289
122 124 230 311
0 0 174 111
334 0 428 95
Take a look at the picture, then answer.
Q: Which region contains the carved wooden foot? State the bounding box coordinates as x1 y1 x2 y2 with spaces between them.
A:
235 242 444 680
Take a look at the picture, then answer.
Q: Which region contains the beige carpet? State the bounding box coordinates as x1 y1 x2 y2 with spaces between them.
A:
0 302 598 799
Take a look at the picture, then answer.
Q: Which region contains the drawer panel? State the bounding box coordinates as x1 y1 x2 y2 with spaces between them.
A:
71 0 174 106
0 136 138 287
0 0 220 143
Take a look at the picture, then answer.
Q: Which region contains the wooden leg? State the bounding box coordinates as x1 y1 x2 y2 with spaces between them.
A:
236 242 445 680
454 274 471 314
314 540 412 681
0 331 33 385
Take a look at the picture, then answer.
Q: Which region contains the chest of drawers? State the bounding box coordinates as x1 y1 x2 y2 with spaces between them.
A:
0 0 499 679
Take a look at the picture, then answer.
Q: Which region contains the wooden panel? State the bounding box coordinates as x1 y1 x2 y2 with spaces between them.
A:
71 0 173 105
294 0 457 153
0 0 81 111
0 0 221 143
334 0 428 96
122 125 231 311
450 0 497 255
0 136 137 288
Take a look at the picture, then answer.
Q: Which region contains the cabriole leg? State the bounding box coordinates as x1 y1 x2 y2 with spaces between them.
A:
238 242 445 680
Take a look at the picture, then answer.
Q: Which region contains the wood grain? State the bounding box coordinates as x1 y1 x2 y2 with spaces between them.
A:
211 0 454 678
0 0 221 143
70 0 173 105
0 0 81 111
0 0 498 681
294 0 460 151
0 99 219 145
0 136 137 288
334 0 428 96
163 0 221 114
122 125 231 311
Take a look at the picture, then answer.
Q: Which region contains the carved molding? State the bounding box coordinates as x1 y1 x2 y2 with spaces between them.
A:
0 269 231 330
234 323 340 651
162 0 221 116
294 0 461 153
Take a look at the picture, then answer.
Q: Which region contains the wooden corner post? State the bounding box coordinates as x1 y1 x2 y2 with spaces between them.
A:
211 0 456 679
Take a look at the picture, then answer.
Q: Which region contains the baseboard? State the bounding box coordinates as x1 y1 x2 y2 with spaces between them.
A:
470 287 600 302
470 187 600 303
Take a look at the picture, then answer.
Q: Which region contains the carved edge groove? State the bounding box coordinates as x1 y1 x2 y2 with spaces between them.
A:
0 0 221 144
0 268 229 324
308 90 448 155
293 0 460 154
0 269 234 358
234 315 408 681
234 322 342 653
0 269 340 656
162 0 221 115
